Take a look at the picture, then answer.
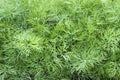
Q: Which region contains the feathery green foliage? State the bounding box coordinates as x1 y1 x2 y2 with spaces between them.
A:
0 0 120 80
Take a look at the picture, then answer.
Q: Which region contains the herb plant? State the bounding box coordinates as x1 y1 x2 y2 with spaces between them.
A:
0 0 120 80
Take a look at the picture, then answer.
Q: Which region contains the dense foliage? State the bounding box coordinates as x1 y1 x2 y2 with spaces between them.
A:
0 0 120 80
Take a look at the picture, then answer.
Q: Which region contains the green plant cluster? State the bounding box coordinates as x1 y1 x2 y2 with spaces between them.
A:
0 0 120 80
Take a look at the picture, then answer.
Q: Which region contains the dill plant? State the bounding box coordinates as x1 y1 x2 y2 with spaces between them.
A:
0 0 120 80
